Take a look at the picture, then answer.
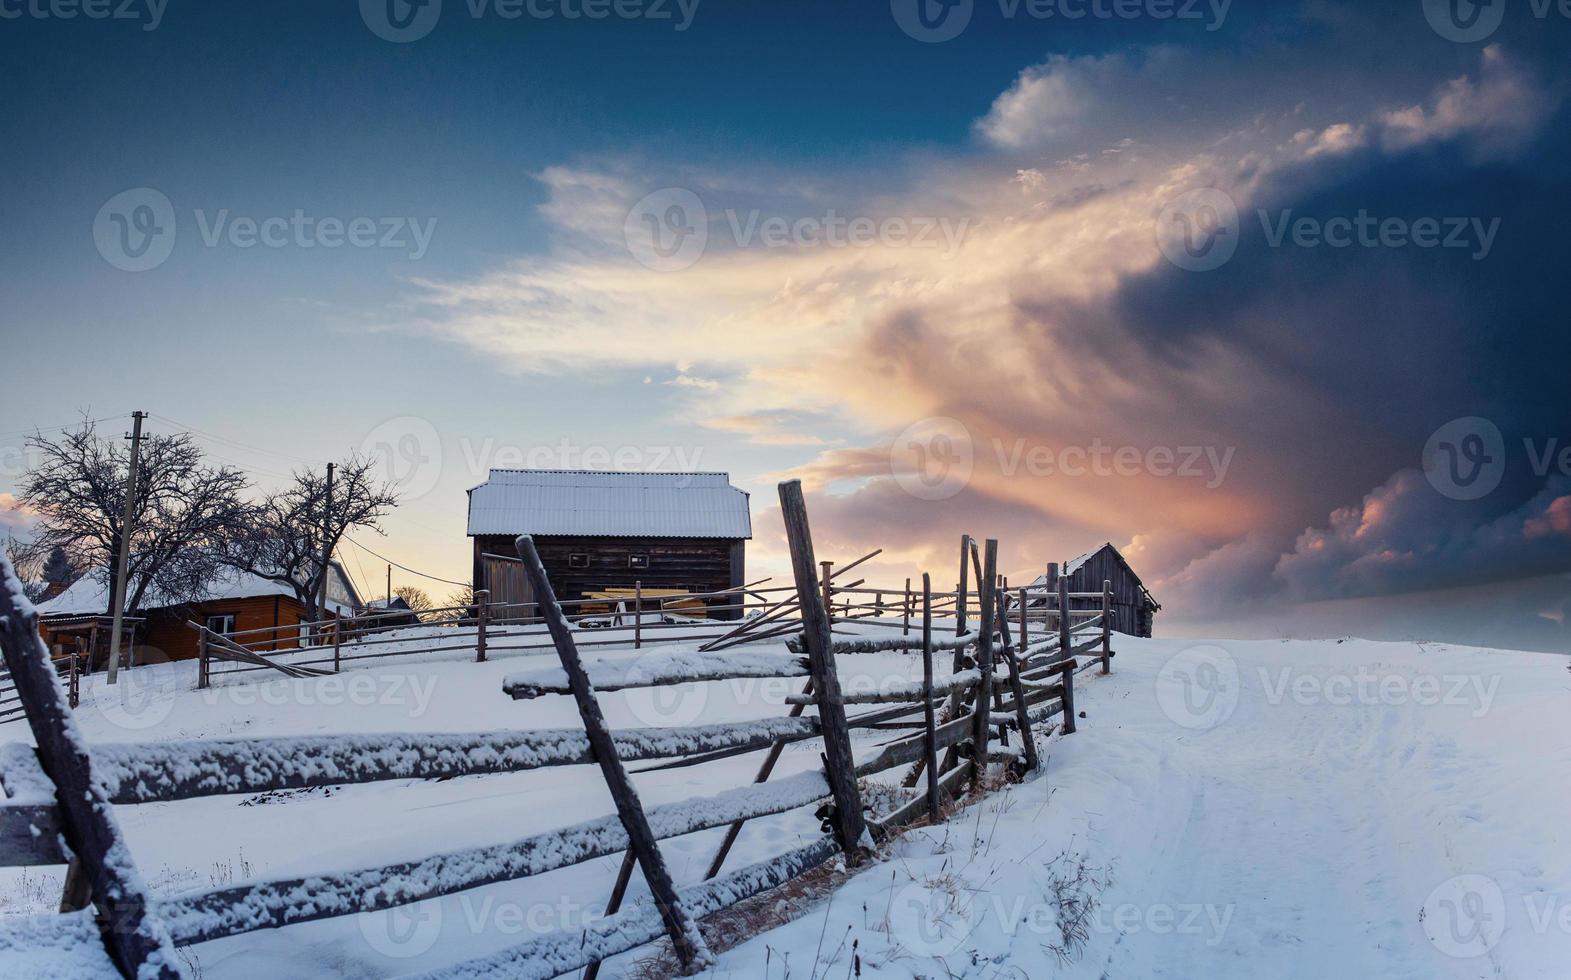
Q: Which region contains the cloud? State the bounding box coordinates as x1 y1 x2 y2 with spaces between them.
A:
0 493 38 534
975 54 1126 149
378 43 1568 644
1378 45 1551 159
701 409 838 447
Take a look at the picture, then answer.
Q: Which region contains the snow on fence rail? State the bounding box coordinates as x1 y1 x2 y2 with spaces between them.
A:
0 482 1121 980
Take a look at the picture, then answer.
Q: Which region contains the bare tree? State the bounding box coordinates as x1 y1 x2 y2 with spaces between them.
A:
393 585 438 622
226 454 398 622
19 420 251 615
3 534 48 603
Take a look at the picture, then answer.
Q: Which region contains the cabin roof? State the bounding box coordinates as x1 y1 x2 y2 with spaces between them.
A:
36 562 360 618
466 469 753 540
1029 542 1160 608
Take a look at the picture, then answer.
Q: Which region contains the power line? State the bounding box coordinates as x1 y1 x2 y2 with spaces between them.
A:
0 413 132 442
148 412 322 467
344 534 468 588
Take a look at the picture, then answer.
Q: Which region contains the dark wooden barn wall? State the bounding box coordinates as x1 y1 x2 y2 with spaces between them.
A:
474 535 745 620
1057 547 1157 638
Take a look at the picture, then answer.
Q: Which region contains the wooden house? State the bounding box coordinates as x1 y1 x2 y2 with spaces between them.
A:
36 563 363 667
467 470 752 620
1029 543 1160 637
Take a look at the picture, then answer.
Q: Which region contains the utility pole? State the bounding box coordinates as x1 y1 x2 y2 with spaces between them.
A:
316 461 335 635
106 411 145 685
386 564 391 606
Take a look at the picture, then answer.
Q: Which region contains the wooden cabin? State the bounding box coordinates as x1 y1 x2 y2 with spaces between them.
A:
36 563 362 667
467 470 752 620
1029 543 1160 637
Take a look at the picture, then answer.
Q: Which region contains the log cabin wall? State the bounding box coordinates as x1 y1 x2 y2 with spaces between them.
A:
1046 544 1160 638
474 534 745 619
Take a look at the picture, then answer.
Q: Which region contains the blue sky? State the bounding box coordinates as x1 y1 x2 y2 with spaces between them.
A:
3 1 1570 650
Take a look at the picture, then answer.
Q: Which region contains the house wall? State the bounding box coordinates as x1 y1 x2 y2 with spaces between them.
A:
43 595 317 664
473 534 745 619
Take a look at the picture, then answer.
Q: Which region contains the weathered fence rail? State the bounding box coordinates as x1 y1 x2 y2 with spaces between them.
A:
0 481 1122 980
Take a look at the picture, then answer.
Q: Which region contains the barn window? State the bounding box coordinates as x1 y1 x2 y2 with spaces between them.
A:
205 614 236 635
568 553 590 569
628 554 650 570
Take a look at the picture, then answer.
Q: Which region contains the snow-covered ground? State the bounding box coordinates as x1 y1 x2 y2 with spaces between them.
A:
2 624 1568 979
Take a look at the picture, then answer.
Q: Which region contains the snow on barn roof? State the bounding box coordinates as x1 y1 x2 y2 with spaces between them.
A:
36 564 359 618
466 470 753 539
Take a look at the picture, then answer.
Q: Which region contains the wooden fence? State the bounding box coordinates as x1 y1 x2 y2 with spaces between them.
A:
0 479 1119 980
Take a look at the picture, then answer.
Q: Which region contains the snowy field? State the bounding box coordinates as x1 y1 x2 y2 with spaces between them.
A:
2 623 1568 979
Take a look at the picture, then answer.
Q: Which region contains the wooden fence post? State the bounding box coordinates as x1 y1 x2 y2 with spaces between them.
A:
1018 587 1027 650
511 534 712 971
0 559 185 979
68 651 80 708
968 540 998 793
633 581 642 649
197 628 210 690
955 535 970 637
779 480 869 859
820 561 834 626
921 574 940 818
1058 574 1071 660
1101 579 1113 675
1060 659 1078 735
333 614 343 672
903 578 912 636
475 590 490 663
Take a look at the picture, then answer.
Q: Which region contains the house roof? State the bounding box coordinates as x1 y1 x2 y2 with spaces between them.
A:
36 562 360 618
466 470 753 539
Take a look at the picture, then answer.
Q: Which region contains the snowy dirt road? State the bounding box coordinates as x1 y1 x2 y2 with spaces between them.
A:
711 636 1570 979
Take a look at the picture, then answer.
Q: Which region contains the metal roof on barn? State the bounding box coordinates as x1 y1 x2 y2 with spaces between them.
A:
465 470 753 539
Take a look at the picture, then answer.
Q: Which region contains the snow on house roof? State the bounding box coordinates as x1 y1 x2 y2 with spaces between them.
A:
466 470 753 539
36 564 358 618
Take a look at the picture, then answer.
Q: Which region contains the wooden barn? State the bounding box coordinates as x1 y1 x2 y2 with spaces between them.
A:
467 470 752 620
1030 542 1160 637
